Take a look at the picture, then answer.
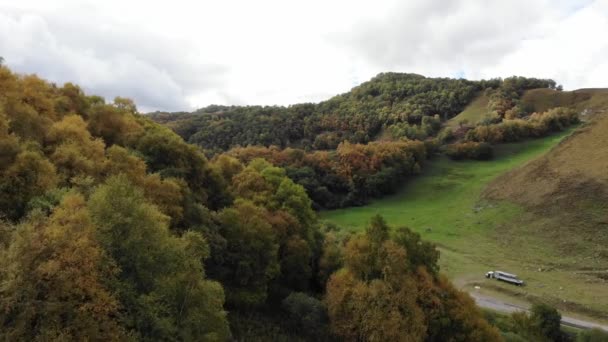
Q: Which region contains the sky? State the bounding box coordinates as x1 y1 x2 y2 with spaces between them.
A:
0 0 606 112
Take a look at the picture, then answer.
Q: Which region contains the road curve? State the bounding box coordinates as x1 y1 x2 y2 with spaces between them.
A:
470 292 608 332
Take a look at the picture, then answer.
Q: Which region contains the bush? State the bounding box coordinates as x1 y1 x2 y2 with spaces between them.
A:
436 127 454 143
445 142 493 160
466 107 578 144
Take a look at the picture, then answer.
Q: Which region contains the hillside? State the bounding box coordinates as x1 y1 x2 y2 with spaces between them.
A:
483 110 608 266
148 74 575 212
322 89 608 320
521 88 608 114
447 92 490 128
484 113 608 207
150 74 556 153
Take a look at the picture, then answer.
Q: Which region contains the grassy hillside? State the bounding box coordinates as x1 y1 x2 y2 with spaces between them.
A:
482 113 608 302
447 93 490 128
321 126 608 320
485 114 608 207
522 88 608 114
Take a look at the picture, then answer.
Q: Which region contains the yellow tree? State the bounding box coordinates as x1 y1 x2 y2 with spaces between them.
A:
326 216 502 342
45 114 105 183
0 194 126 341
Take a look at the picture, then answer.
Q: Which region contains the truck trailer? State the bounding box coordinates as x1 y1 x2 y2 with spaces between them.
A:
485 270 524 286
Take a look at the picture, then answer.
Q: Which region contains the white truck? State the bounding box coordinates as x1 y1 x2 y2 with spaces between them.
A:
485 270 524 286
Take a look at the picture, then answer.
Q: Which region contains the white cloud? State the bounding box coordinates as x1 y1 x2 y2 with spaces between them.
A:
478 0 608 90
0 0 605 111
0 5 227 111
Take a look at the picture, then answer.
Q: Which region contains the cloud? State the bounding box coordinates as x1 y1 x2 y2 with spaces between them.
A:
480 0 608 90
0 8 227 112
0 0 605 111
338 0 607 89
338 0 556 75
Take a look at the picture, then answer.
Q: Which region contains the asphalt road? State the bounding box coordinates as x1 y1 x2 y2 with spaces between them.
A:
470 292 608 331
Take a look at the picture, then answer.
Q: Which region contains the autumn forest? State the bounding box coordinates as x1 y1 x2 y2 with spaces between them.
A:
0 62 586 341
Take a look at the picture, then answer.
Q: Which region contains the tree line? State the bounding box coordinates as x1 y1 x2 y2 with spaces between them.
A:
223 140 426 209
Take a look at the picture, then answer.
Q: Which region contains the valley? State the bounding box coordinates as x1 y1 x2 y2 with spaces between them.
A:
3 1 608 339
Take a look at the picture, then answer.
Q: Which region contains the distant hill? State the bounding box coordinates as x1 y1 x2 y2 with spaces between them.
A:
149 73 557 153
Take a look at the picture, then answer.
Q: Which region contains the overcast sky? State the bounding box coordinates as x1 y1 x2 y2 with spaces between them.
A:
1 0 606 112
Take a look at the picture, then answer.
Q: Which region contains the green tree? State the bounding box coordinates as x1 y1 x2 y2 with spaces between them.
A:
134 123 230 209
393 226 440 274
317 231 344 288
282 292 329 339
366 214 389 246
531 303 563 342
88 175 230 341
209 200 279 307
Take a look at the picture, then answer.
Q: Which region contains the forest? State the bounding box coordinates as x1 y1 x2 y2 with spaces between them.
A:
151 73 577 209
0 63 596 341
150 73 557 153
0 63 506 341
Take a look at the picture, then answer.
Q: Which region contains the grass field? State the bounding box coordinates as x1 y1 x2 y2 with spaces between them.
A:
320 127 608 321
447 93 490 128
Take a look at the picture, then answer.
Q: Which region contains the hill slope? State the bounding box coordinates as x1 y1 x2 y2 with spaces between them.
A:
322 89 608 319
150 74 557 152
484 113 608 208
521 88 608 114
447 92 490 128
482 111 608 267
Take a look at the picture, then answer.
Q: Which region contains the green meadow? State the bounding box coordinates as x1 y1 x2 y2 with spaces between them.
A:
320 129 573 237
446 93 490 128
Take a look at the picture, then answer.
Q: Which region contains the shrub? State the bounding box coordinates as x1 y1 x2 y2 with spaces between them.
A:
445 142 493 160
466 107 578 144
